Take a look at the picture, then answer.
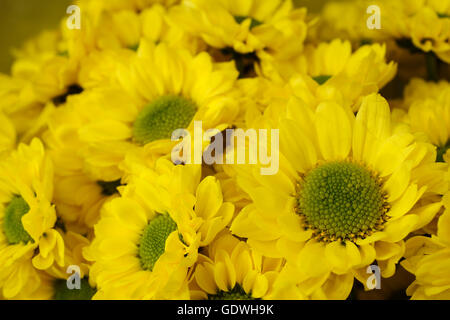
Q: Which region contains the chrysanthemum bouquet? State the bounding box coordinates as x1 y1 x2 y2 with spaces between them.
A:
0 0 449 300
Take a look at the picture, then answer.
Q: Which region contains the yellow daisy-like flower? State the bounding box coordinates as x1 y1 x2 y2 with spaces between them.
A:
7 30 78 105
73 4 204 55
402 191 450 299
229 93 445 298
0 139 64 299
0 30 80 138
84 158 234 299
262 39 397 111
190 232 283 300
401 78 450 163
75 41 239 181
12 231 97 300
75 5 206 91
310 0 387 44
172 0 307 53
171 0 308 75
378 0 450 63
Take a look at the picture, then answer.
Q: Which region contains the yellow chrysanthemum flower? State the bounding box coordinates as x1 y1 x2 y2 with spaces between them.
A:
310 0 387 43
172 0 307 53
379 0 450 63
0 139 64 299
11 231 97 300
74 41 239 181
75 5 206 91
229 93 445 298
402 191 450 299
262 39 397 112
0 30 80 137
400 78 450 163
171 0 307 78
84 158 233 299
72 4 204 56
190 232 283 300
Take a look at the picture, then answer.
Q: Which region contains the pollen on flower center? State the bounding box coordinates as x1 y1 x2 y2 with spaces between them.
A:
296 161 389 242
208 284 255 300
53 278 96 300
3 195 32 245
133 95 197 145
138 213 178 271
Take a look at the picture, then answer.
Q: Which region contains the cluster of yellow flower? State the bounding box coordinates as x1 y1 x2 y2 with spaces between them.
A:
0 0 449 300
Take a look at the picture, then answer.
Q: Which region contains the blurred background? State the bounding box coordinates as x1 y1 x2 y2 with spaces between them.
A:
0 0 71 72
0 0 324 73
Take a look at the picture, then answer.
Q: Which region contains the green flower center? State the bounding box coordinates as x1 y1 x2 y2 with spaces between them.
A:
3 196 32 245
296 161 389 242
53 278 96 300
138 213 177 271
208 284 256 300
436 140 450 163
234 16 263 29
313 75 332 85
133 95 197 145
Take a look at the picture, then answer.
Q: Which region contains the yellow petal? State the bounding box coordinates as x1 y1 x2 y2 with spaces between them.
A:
279 118 317 173
277 211 313 242
315 102 352 161
249 274 269 298
298 240 330 277
374 241 403 260
234 250 253 284
195 176 223 220
388 184 424 218
32 253 53 270
383 215 419 243
79 120 132 142
38 230 57 258
214 261 231 292
438 210 450 245
230 204 280 241
412 201 444 231
353 93 391 163
195 263 217 295
383 165 411 202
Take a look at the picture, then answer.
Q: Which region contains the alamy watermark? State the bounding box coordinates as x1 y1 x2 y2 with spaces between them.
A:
66 5 81 30
66 265 81 290
366 5 381 30
366 264 381 290
171 121 279 175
